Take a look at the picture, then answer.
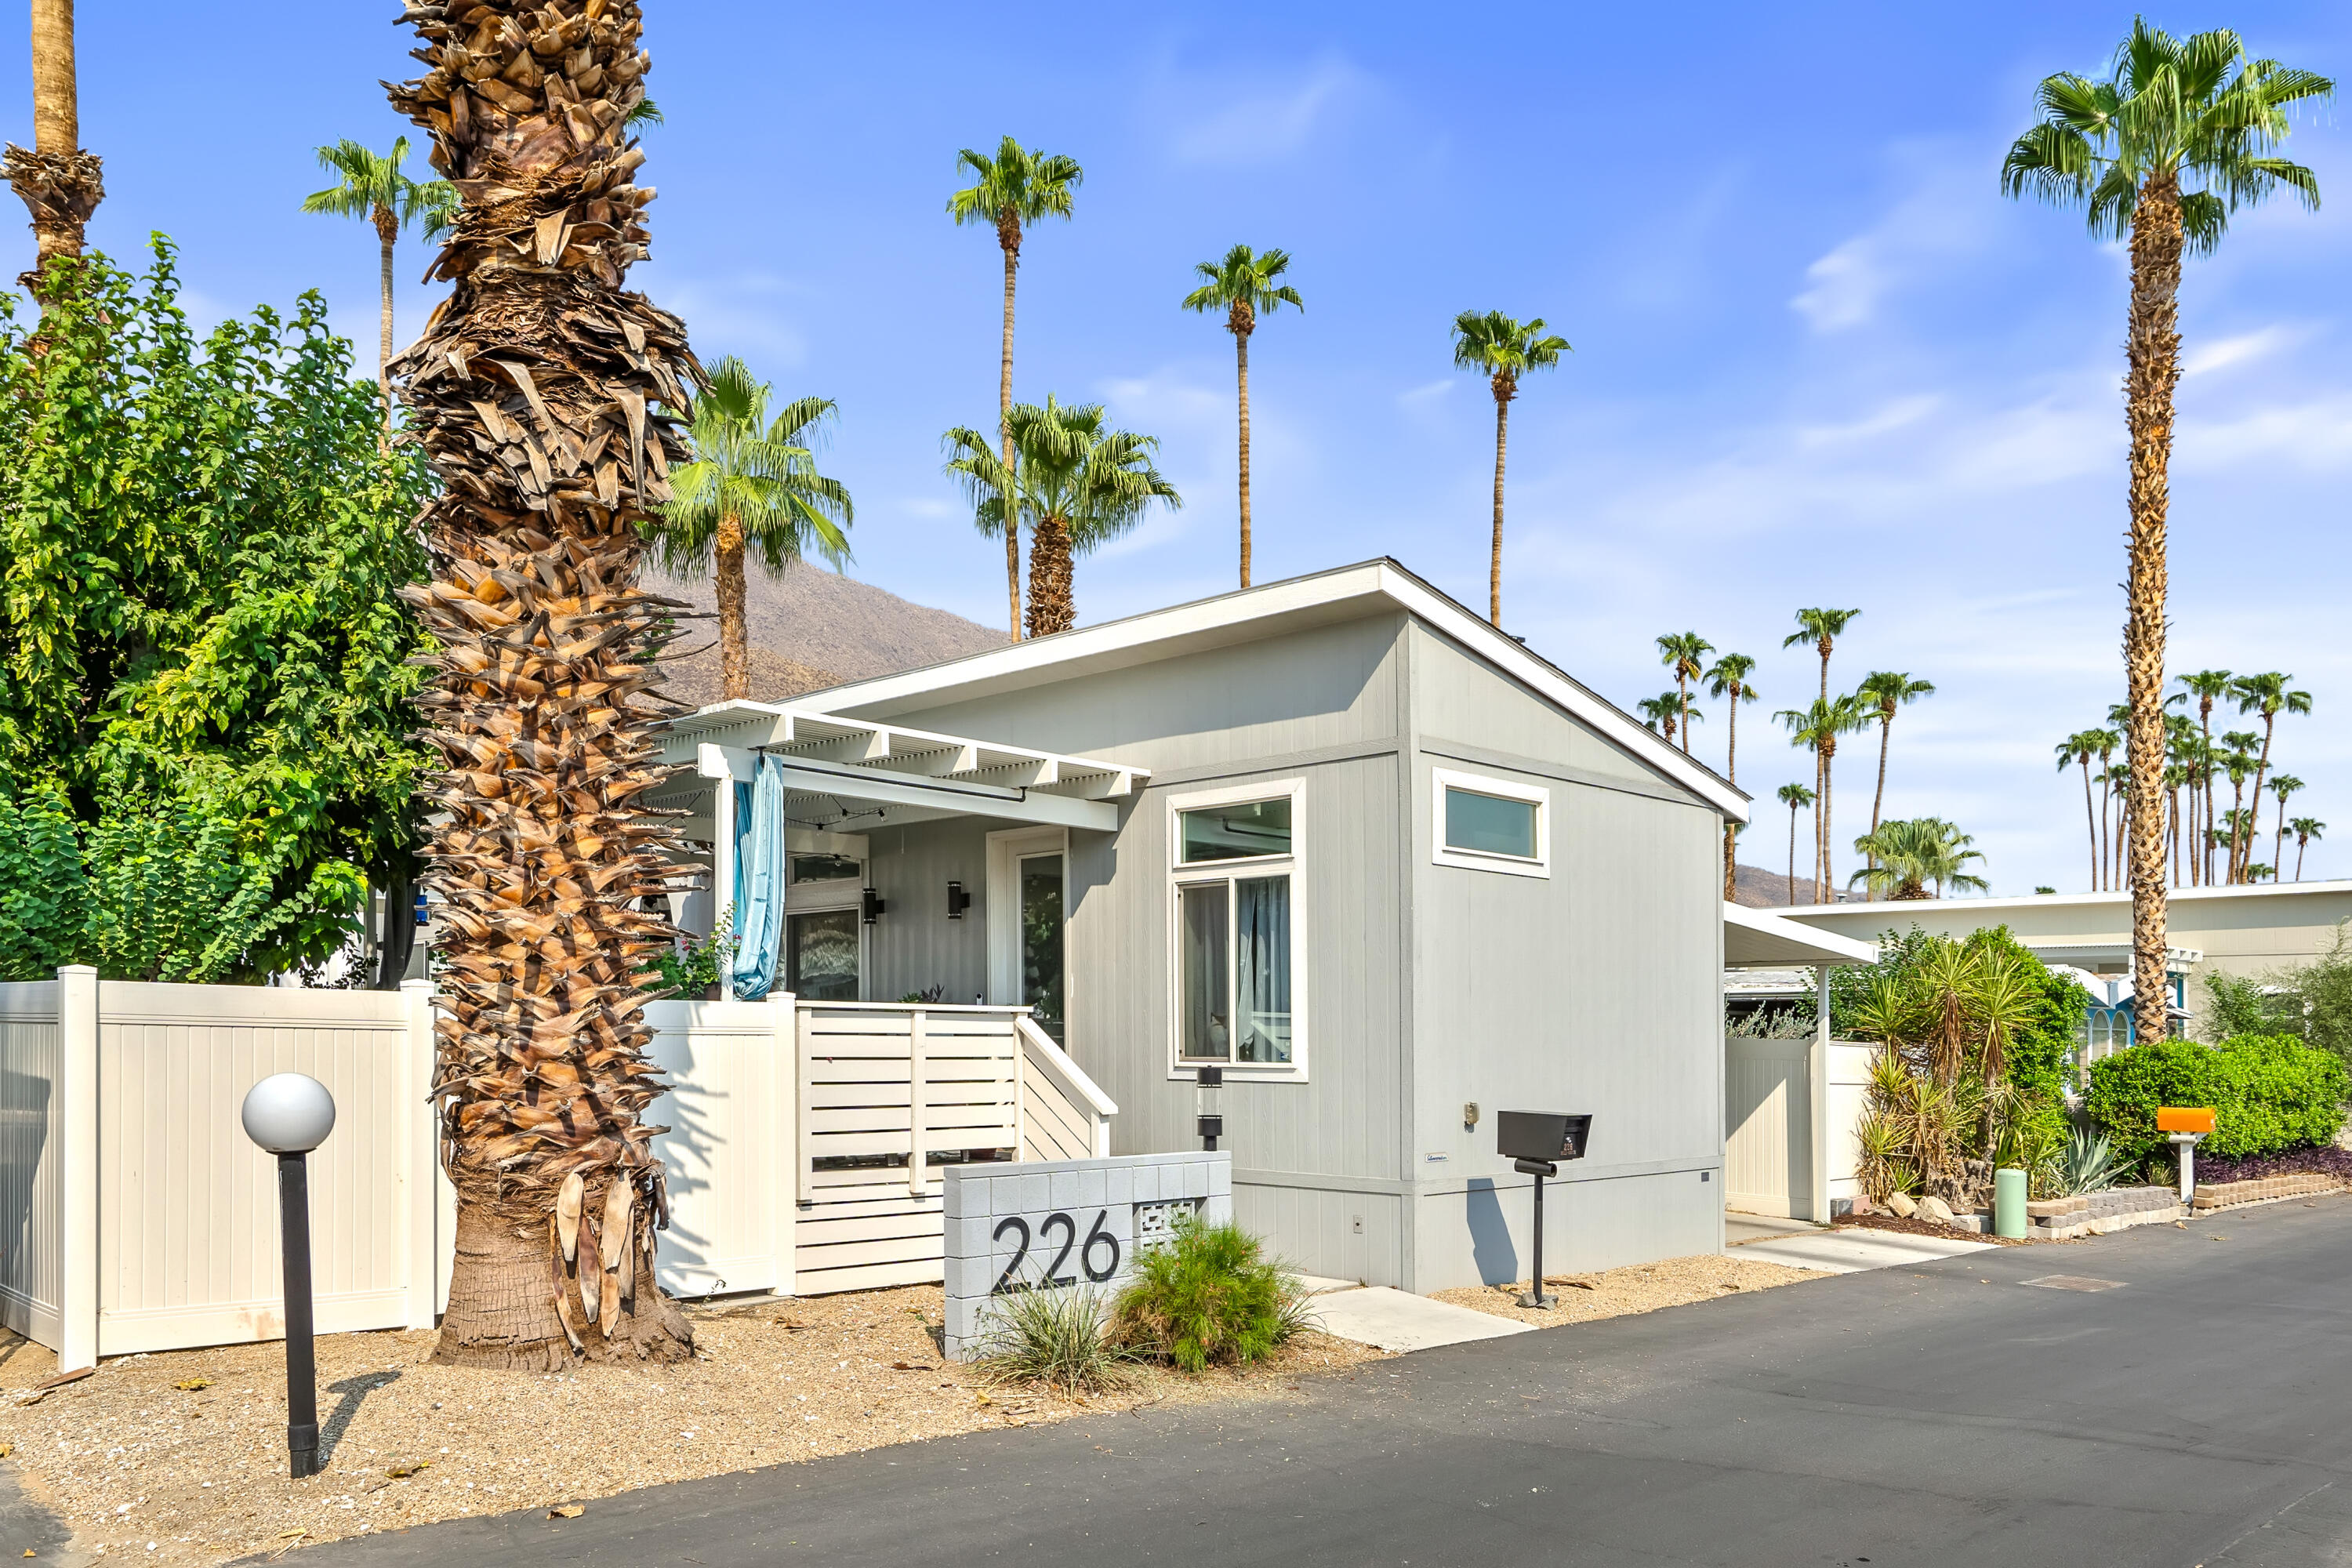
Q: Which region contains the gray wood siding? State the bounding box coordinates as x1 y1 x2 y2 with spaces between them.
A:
848 613 1406 775
861 820 990 1004
1410 622 1701 796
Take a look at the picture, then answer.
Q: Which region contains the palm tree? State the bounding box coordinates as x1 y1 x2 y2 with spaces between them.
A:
1706 652 1758 899
1636 691 1698 747
2005 21 2331 1038
1181 245 1302 590
2056 731 2103 890
1855 671 1935 896
386 0 700 1364
1 0 103 296
2267 773 2303 881
1778 695 1868 899
2290 817 2324 881
2219 731 2260 880
651 358 853 702
301 138 456 430
2175 670 2234 884
946 397 1180 637
1849 818 1990 901
1655 633 1713 757
949 137 1083 641
1783 608 1862 891
1777 782 1816 906
2231 672 2310 879
1450 310 1570 628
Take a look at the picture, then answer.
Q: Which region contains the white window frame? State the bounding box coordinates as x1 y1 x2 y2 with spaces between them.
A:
1166 779 1307 1082
1432 767 1550 878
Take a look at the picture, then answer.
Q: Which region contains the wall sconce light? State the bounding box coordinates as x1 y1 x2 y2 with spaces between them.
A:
862 887 887 925
946 881 971 920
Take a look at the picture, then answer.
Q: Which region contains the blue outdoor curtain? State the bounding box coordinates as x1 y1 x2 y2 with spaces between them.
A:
730 758 787 999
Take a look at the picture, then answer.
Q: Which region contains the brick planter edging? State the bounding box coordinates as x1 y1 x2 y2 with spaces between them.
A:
2191 1172 2344 1211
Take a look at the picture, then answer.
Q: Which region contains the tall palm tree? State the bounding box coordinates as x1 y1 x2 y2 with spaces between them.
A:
1655 633 1713 757
1 0 102 296
1450 310 1570 628
1181 245 1301 590
2005 21 2331 1038
1849 818 1990 901
2057 731 2102 890
945 397 1180 637
1778 695 1868 900
2218 731 2260 880
2290 817 2324 881
2175 670 2234 884
1706 652 1758 899
387 0 701 1365
2230 672 2310 880
2267 773 2303 882
1637 691 1699 747
1854 671 1935 897
301 138 457 430
651 358 853 701
1782 608 1861 891
1777 782 1815 906
949 138 1083 642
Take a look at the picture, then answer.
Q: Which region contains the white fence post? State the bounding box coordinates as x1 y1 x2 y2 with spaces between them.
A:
768 997 797 1297
56 965 98 1374
400 981 440 1332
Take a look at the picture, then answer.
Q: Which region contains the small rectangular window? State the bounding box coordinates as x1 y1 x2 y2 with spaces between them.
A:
1179 797 1292 863
789 852 862 884
1432 768 1549 877
1446 788 1538 859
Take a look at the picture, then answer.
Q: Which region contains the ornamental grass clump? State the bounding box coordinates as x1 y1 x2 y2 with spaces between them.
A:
972 1287 1135 1396
1110 1217 1312 1374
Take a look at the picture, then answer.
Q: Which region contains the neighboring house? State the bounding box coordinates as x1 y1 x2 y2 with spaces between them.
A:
1776 884 2352 1047
653 559 1751 1294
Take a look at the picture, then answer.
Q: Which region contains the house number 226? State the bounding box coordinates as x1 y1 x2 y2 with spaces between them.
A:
993 1210 1120 1294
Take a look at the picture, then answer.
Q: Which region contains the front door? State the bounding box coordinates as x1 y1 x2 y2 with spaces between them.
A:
1018 851 1066 1044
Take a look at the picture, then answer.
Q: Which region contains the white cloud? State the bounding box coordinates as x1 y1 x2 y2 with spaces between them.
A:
658 272 815 370
1159 56 1370 168
2179 394 2352 472
1397 378 1454 408
2182 324 2310 378
1788 151 1994 334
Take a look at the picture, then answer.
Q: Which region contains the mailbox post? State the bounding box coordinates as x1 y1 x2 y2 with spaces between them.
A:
2157 1106 2216 1204
1497 1112 1591 1311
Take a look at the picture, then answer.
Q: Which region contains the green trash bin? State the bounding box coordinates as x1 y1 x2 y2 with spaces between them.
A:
1994 1167 2028 1239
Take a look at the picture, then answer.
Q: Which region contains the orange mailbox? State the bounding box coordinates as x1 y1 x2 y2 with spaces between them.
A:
2157 1106 2218 1134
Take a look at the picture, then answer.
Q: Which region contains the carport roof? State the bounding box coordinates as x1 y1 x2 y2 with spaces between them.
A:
1724 902 1879 969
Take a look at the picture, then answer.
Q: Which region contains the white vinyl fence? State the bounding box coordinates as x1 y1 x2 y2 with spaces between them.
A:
0 975 1116 1370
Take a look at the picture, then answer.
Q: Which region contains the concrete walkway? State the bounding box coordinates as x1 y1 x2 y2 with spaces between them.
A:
1734 1225 1996 1274
1304 1284 1534 1352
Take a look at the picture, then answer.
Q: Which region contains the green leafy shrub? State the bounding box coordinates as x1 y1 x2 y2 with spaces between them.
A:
972 1287 1135 1396
1109 1217 1311 1374
641 906 733 996
2199 922 2352 1073
2087 1034 2350 1165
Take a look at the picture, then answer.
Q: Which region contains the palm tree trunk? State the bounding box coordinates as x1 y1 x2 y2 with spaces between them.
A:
2274 818 2285 883
2169 784 2180 887
998 234 1022 643
1722 695 1739 901
2078 758 2096 890
5 0 103 296
2296 837 2307 881
2099 771 2111 891
1867 714 1892 900
1025 514 1075 637
1489 390 1510 628
2122 172 2182 1041
374 205 399 447
1820 740 1835 899
1236 325 1253 590
2245 716 2277 884
1675 673 1690 756
715 513 750 701
1788 803 1798 908
387 0 697 1367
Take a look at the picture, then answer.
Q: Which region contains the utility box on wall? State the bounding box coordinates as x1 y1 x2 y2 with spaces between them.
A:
940 1151 1232 1359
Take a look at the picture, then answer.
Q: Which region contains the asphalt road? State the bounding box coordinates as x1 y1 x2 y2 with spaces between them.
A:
298 1197 2352 1567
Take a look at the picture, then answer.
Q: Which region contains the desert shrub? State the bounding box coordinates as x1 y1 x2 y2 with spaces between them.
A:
2053 1127 2131 1196
971 1287 1134 1396
2087 1034 2350 1166
1109 1217 1310 1374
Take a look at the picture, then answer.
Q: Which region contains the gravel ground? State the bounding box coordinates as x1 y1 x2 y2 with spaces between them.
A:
0 1289 1381 1565
1431 1251 1827 1328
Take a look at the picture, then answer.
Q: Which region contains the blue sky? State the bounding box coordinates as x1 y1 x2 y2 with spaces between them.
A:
14 3 2350 895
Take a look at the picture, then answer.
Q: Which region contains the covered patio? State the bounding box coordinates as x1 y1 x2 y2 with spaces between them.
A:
1721 904 1878 1223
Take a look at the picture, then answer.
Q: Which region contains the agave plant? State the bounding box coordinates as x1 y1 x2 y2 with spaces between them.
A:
2056 1128 2132 1196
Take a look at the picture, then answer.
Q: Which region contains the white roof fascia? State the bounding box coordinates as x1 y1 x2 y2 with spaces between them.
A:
1777 879 2352 917
1723 902 1879 968
777 560 1749 822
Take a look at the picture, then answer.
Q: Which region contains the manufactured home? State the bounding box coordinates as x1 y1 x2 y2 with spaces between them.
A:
654 560 1751 1294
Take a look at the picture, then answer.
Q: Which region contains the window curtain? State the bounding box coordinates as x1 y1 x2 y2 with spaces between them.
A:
1235 877 1290 1063
730 757 787 1000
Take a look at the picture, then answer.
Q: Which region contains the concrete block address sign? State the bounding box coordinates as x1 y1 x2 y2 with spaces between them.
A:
941 1151 1233 1360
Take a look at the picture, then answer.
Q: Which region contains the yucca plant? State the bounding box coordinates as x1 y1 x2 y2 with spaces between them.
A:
973 1287 1136 1396
1855 1111 1913 1204
2056 1127 2132 1196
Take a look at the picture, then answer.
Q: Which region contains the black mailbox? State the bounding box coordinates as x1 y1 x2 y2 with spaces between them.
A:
1497 1111 1591 1165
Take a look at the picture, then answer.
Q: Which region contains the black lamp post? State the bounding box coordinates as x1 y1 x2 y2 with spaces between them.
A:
1196 1065 1224 1151
241 1073 337 1479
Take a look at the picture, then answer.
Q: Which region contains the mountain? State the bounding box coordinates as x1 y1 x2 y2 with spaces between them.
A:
1732 862 1833 909
644 562 1005 710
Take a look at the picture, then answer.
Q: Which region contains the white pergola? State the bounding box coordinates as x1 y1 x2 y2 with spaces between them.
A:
649 699 1152 934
